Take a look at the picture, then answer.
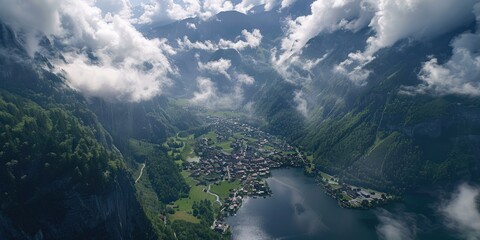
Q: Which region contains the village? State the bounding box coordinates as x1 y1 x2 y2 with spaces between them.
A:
166 115 393 234
185 116 306 216
319 171 394 209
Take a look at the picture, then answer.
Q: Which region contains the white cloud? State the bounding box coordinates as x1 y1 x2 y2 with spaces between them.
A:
0 0 176 101
275 0 374 67
375 209 416 240
440 183 480 240
0 0 63 56
177 28 262 51
189 71 254 109
135 0 287 24
186 22 197 29
280 0 297 10
402 3 480 96
198 58 232 79
135 1 161 24
293 90 308 117
135 0 247 24
234 0 277 13
219 29 263 50
236 73 255 85
95 0 132 18
338 0 478 83
271 48 326 84
276 0 478 84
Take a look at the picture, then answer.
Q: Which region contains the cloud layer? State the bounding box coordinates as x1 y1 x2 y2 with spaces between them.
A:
135 0 298 24
276 0 479 85
0 0 176 101
404 2 480 96
189 73 255 109
191 57 255 109
198 58 232 79
375 209 416 240
177 28 262 51
440 183 480 240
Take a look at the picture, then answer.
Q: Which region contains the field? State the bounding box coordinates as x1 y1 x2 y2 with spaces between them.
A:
210 180 241 201
164 134 197 165
169 171 216 222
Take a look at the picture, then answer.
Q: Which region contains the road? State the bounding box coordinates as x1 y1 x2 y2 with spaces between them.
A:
135 163 146 183
207 184 222 206
226 166 231 181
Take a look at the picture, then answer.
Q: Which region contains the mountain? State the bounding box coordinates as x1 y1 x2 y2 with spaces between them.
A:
0 23 164 239
0 21 217 239
1 1 480 239
141 7 480 194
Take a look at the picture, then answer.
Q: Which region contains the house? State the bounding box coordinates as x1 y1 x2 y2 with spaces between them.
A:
360 190 370 198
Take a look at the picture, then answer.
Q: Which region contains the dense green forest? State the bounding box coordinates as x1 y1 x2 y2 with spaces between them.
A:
250 30 480 194
0 49 223 238
0 91 122 233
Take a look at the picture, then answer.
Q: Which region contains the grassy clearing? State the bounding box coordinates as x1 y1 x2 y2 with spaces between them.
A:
179 136 196 160
164 134 197 162
170 210 200 223
203 131 217 141
129 138 158 159
210 181 241 201
234 132 257 143
217 140 233 153
169 171 216 223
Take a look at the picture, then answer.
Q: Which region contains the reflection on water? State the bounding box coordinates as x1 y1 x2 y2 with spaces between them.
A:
227 168 463 240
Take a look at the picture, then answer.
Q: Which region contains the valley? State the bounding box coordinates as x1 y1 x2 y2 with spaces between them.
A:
155 113 395 236
1 0 480 239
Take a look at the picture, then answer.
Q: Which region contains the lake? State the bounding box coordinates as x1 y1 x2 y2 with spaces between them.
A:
226 168 461 240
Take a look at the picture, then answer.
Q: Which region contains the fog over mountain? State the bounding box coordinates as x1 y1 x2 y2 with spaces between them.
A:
2 0 478 105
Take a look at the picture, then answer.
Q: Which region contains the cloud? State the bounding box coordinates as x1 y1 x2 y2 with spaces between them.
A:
236 73 255 85
234 0 277 13
189 72 254 109
0 0 176 102
134 2 162 24
276 0 478 84
219 29 263 50
275 0 374 67
198 58 232 79
186 22 197 29
280 0 297 10
271 48 326 84
135 0 232 24
402 3 480 96
293 90 308 117
439 183 480 240
177 28 262 51
135 0 284 24
337 0 478 83
95 0 132 18
375 209 416 240
0 0 63 56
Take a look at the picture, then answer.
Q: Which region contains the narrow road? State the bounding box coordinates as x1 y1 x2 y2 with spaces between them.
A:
207 184 222 206
226 166 231 181
296 148 306 164
135 163 146 183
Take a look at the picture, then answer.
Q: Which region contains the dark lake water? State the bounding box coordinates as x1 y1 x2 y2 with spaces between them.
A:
226 168 461 240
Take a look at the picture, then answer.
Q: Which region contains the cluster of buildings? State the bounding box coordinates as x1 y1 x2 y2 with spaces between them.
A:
186 117 306 214
322 175 392 209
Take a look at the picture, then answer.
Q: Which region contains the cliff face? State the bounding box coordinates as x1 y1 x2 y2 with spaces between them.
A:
0 22 156 239
0 171 154 240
